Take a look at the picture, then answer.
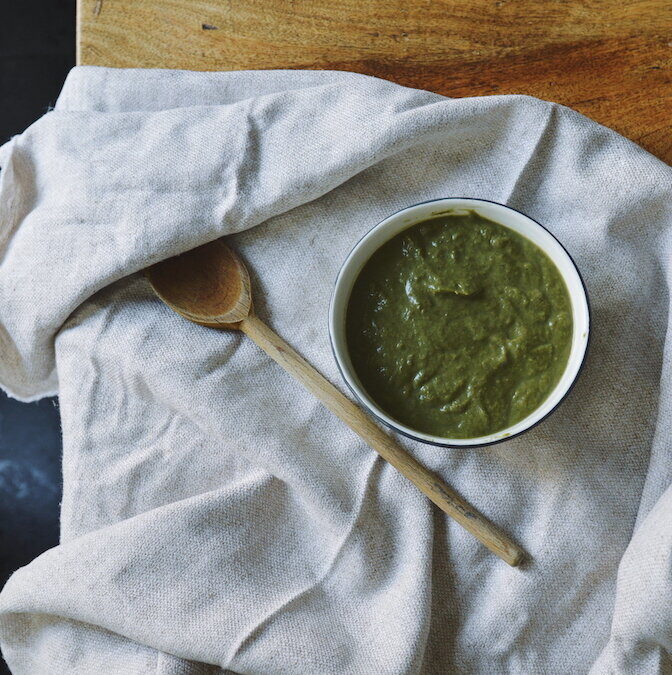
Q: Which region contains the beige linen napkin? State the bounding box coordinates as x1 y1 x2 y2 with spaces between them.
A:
0 66 671 674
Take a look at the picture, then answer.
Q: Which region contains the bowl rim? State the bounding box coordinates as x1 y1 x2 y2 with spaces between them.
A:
328 197 591 448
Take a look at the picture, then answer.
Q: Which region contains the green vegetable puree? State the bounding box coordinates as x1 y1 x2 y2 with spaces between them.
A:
346 212 573 439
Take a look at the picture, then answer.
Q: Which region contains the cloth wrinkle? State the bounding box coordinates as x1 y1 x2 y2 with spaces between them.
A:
503 102 556 206
224 452 380 668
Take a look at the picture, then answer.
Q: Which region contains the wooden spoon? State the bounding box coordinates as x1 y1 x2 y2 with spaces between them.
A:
147 239 525 566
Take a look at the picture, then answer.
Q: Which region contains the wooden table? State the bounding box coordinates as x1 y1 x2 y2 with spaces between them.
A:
77 0 671 164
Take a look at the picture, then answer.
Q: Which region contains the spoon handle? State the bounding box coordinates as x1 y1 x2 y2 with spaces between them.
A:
240 315 525 567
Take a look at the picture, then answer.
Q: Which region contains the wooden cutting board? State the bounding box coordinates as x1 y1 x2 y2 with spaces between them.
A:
77 0 671 164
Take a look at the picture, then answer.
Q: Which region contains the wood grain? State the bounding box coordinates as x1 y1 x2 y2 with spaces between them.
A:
78 0 671 162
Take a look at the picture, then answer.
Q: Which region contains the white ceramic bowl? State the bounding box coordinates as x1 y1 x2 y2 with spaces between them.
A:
329 198 590 447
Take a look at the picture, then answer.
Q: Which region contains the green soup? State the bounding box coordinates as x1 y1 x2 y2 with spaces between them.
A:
346 212 573 439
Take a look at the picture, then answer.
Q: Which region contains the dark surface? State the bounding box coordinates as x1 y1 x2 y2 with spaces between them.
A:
0 0 75 143
0 395 62 581
0 0 74 671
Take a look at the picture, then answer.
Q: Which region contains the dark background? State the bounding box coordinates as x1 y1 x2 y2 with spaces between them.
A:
0 0 75 671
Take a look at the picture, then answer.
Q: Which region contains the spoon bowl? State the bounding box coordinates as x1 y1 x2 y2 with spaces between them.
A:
148 239 252 328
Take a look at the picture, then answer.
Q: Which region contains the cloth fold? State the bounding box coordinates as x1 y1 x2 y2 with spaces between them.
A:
0 66 671 674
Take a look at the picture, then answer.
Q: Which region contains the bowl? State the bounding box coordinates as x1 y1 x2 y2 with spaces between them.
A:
329 197 590 447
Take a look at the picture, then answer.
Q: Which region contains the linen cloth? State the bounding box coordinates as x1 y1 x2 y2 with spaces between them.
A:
0 66 671 674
